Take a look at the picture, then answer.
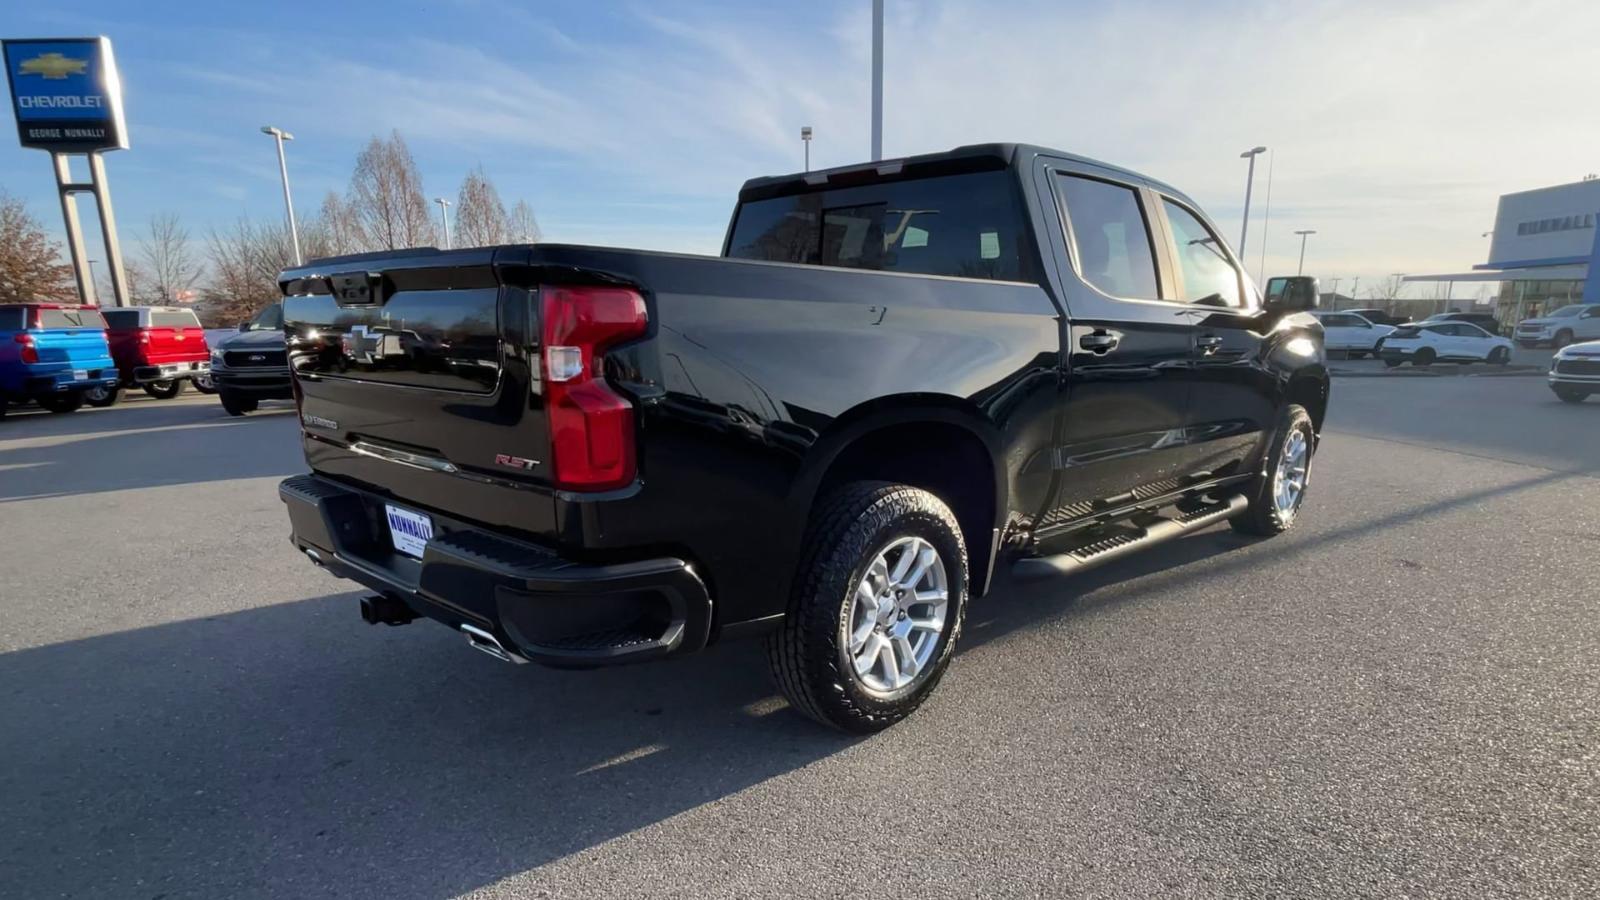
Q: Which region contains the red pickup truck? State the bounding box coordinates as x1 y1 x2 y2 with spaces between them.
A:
88 306 212 406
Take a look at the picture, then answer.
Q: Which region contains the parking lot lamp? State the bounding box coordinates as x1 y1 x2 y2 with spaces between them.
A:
260 126 301 266
1294 229 1316 275
1238 146 1267 257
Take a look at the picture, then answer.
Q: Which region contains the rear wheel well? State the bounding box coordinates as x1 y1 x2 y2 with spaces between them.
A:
814 422 998 595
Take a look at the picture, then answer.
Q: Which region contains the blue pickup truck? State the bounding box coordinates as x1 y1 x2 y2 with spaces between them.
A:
0 303 120 419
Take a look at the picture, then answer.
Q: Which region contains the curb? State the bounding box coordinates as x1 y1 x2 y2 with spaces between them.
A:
1330 365 1545 378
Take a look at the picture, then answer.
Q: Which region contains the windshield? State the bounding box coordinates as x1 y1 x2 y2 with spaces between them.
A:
1547 305 1586 318
246 303 284 330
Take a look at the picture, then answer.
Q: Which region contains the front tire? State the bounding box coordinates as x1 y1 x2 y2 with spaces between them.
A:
37 392 86 414
83 385 121 407
192 372 218 394
1554 330 1574 349
1232 404 1315 537
219 390 259 416
1554 388 1589 404
143 380 185 399
1488 346 1510 365
767 482 968 734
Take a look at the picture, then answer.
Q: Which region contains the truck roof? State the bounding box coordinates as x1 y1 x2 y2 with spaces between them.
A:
737 142 1194 206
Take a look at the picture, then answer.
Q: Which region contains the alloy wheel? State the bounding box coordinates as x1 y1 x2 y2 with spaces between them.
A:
1273 429 1310 522
845 536 949 694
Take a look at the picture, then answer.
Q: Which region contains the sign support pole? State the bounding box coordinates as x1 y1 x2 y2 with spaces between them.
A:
87 152 129 306
51 152 96 305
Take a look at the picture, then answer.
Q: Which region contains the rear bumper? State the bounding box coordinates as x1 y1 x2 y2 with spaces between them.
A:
278 474 713 667
131 360 209 383
16 367 120 396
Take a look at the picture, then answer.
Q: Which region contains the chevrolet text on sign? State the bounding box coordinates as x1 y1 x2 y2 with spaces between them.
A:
2 37 128 152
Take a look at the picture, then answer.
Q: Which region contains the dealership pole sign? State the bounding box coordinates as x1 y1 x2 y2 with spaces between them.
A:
4 37 128 151
2 36 132 306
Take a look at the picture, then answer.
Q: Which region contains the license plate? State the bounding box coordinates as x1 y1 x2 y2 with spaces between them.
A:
72 370 87 381
384 505 434 558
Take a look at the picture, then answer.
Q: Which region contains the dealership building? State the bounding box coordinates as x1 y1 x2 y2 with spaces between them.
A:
1406 177 1600 322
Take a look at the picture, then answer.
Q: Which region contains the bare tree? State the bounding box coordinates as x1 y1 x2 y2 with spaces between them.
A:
454 167 510 248
348 131 435 250
1365 275 1408 302
139 212 202 304
204 217 298 323
317 190 364 256
0 192 76 302
507 199 541 244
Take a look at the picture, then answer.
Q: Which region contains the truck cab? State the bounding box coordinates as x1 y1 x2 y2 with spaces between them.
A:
100 305 211 401
0 303 120 418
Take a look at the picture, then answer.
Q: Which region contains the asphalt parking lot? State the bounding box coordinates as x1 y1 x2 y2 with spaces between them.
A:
2 377 1597 899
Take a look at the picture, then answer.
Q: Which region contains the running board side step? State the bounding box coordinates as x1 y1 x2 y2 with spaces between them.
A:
1011 493 1249 582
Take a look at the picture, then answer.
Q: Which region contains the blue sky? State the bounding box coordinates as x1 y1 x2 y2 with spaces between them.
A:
3 0 1597 296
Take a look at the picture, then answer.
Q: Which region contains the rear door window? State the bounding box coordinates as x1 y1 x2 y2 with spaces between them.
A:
1055 174 1160 300
1162 200 1242 308
38 308 108 329
727 169 1036 282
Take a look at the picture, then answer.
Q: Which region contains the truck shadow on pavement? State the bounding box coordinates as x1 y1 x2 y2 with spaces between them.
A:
0 465 1579 898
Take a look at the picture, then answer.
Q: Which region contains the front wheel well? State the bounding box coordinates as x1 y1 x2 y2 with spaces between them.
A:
1287 373 1329 434
813 421 998 596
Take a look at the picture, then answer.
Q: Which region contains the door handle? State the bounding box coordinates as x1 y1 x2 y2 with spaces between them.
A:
1196 335 1224 355
1079 330 1121 354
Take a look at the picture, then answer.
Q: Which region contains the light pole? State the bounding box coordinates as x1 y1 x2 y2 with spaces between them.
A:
434 197 452 249
1238 146 1267 258
1390 272 1406 315
87 257 102 304
870 0 883 160
801 126 813 172
260 126 302 266
1329 277 1342 302
1294 229 1316 275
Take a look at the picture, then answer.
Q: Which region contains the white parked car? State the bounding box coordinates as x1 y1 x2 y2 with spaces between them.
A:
1311 310 1394 357
1514 303 1600 348
1549 339 1600 403
1377 321 1514 367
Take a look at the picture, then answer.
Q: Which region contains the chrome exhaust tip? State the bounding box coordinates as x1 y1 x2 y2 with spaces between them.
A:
460 623 528 664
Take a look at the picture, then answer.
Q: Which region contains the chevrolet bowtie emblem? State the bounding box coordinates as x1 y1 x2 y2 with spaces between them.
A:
342 324 380 364
19 53 87 79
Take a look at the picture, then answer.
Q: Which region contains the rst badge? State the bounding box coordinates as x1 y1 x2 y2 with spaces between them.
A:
494 453 538 471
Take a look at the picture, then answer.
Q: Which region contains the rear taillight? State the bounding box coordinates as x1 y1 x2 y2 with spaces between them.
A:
540 285 648 491
138 329 151 344
13 332 38 364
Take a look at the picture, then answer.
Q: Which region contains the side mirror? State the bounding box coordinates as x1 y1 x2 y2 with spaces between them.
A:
1264 276 1320 312
238 321 251 332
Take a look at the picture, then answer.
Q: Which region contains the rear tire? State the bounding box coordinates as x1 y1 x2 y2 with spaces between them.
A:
1412 348 1435 367
1554 388 1589 404
219 391 258 416
1383 357 1402 368
192 372 218 394
767 482 968 734
1231 404 1315 537
84 385 121 407
38 392 86 414
1488 346 1510 365
1553 330 1574 349
143 380 184 399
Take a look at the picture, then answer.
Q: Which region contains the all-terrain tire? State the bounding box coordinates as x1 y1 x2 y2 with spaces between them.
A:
766 481 968 734
1231 404 1315 537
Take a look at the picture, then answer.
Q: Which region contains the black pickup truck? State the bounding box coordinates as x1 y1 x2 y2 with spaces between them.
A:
277 143 1328 733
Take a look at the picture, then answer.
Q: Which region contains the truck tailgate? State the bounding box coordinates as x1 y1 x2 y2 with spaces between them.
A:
281 249 559 541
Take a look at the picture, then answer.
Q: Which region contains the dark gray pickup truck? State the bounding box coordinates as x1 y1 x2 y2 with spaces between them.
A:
277 143 1328 732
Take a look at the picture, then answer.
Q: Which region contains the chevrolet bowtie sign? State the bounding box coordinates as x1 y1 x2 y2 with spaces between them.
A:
3 37 128 152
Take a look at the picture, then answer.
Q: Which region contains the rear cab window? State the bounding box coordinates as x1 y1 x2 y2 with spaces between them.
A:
102 309 140 329
0 308 24 331
726 169 1037 282
151 310 201 328
37 308 108 329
